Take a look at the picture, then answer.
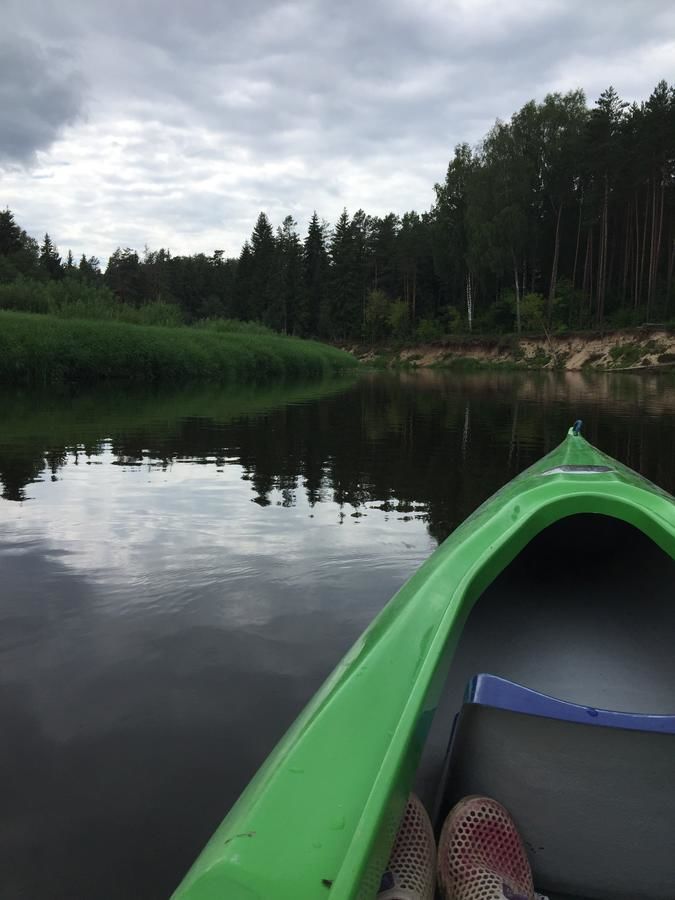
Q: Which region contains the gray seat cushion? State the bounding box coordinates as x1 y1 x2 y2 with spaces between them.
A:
442 704 675 899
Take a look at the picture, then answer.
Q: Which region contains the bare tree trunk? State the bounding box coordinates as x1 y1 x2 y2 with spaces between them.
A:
596 208 605 326
639 184 649 308
597 176 609 328
652 171 665 315
602 196 609 327
587 229 594 320
647 176 657 316
607 213 616 307
621 203 630 306
572 193 583 290
412 268 417 323
512 249 521 334
666 234 675 318
582 228 592 309
596 223 603 325
548 204 562 322
465 272 473 332
634 193 641 310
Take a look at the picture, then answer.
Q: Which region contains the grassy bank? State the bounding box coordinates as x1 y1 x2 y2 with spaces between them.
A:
0 310 356 385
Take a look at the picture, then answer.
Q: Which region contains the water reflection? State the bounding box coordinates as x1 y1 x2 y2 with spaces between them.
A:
0 371 673 898
3 372 675 538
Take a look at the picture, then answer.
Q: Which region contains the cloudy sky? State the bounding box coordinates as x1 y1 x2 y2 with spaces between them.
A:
2 0 674 264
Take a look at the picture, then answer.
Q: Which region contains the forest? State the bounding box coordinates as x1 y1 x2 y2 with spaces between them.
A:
1 81 674 342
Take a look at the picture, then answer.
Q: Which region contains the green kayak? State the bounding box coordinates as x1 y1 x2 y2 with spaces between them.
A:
171 425 675 900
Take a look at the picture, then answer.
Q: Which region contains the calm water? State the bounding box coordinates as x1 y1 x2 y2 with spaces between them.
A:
1 371 674 898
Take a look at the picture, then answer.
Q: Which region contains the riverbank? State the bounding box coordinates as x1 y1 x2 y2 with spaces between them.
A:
0 311 356 385
350 327 675 372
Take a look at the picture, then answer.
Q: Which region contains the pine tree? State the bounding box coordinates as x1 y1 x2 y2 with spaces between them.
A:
79 254 101 282
328 209 361 339
351 209 374 327
642 80 675 313
0 209 37 283
249 212 276 322
433 144 475 327
142 247 173 304
0 209 24 256
39 233 63 280
233 241 254 320
105 248 142 304
539 90 587 318
371 214 399 299
398 211 423 324
586 86 628 324
303 212 329 336
276 216 304 334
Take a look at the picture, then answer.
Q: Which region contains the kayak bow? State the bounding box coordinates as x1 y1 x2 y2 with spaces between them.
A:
171 426 675 900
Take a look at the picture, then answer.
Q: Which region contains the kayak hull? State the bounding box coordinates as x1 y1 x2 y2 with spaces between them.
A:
171 430 675 900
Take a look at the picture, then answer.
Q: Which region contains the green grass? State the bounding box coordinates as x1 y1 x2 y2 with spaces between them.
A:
0 310 357 385
195 318 276 335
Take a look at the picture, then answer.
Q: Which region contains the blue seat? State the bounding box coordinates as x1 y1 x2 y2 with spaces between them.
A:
467 672 675 734
437 674 675 899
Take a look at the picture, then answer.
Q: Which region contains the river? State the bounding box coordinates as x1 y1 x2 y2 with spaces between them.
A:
1 371 673 898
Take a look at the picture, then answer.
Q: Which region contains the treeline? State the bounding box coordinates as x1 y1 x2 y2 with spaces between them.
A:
1 80 674 339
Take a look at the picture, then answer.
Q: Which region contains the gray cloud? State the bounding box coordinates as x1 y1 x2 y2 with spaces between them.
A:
1 0 675 261
0 36 85 163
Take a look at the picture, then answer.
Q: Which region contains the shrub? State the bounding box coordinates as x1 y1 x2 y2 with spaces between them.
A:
440 305 462 334
415 318 443 342
609 342 642 367
520 293 546 332
364 289 391 342
0 275 184 326
606 307 643 329
388 300 409 339
552 279 586 329
0 276 51 313
481 293 515 333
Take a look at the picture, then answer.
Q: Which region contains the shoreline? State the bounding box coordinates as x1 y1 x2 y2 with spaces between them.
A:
345 327 675 372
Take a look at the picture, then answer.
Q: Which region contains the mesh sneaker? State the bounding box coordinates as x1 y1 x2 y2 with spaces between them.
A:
437 796 535 900
377 793 436 900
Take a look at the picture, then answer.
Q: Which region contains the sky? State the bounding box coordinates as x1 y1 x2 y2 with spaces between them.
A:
1 0 674 265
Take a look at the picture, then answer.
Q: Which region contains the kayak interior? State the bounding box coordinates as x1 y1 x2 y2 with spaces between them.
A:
169 430 675 900
416 513 675 899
